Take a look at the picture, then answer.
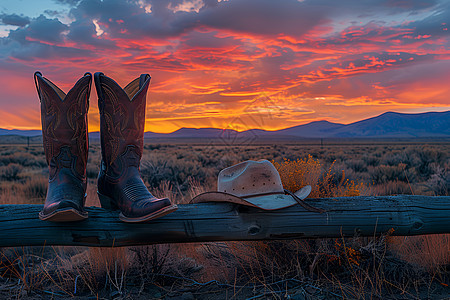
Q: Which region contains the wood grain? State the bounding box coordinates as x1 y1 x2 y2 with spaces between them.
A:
0 195 448 247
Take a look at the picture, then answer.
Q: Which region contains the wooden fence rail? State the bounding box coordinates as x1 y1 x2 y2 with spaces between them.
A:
0 195 448 247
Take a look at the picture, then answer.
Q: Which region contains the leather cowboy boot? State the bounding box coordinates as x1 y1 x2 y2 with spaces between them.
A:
94 72 177 222
34 71 91 222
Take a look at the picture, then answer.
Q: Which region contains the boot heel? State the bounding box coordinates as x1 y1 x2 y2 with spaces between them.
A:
97 192 118 210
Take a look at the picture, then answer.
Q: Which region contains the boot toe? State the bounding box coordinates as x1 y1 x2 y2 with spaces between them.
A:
120 197 177 223
56 199 85 211
40 199 88 222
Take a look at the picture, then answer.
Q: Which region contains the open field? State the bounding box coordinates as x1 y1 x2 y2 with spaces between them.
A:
0 140 449 299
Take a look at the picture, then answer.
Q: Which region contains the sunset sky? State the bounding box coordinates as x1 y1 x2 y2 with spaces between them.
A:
0 0 449 133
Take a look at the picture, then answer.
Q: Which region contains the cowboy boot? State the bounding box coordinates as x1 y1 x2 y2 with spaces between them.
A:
34 71 91 222
94 72 177 222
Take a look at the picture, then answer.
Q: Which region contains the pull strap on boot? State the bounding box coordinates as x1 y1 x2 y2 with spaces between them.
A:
34 71 91 222
94 72 177 222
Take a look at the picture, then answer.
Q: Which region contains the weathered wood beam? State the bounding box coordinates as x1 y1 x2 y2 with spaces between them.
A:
0 195 448 247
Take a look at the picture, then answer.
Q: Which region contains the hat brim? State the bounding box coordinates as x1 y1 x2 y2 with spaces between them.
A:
294 185 312 200
190 191 298 210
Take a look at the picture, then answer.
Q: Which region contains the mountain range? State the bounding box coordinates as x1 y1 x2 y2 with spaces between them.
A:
1 111 449 140
0 129 42 137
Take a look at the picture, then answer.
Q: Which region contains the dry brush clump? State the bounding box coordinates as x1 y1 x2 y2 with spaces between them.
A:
273 156 366 198
0 146 48 205
0 163 23 181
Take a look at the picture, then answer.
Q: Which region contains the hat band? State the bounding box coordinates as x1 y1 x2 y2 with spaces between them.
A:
283 189 325 213
240 191 286 199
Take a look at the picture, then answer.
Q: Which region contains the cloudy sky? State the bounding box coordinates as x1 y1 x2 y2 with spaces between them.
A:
0 0 449 133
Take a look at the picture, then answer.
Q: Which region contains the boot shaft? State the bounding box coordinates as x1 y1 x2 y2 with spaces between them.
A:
94 72 151 168
34 72 91 179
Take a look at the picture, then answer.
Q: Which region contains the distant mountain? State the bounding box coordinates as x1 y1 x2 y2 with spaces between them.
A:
274 120 345 138
147 128 226 138
147 111 448 139
330 111 450 138
1 111 449 140
0 129 41 137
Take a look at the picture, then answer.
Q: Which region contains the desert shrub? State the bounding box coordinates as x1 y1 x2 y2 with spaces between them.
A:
393 149 421 168
144 143 162 150
141 156 212 193
380 151 408 166
415 147 447 164
424 162 450 195
368 163 415 184
375 180 413 195
0 148 17 156
0 152 46 168
272 155 322 193
29 149 44 156
23 176 47 202
0 163 23 180
326 150 347 163
318 167 365 197
362 154 380 166
329 160 352 180
405 147 447 179
346 158 367 172
273 156 366 198
361 151 380 166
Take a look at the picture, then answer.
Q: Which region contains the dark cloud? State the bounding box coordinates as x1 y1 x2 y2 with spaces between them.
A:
8 15 68 44
69 0 196 39
403 1 450 38
9 41 92 61
196 0 327 36
53 0 81 6
66 20 117 48
0 13 30 27
44 9 64 17
0 14 95 62
67 0 327 41
383 0 438 10
0 34 93 62
309 0 438 14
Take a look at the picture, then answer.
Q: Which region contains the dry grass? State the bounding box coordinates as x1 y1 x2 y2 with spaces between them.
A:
389 234 450 272
0 176 47 205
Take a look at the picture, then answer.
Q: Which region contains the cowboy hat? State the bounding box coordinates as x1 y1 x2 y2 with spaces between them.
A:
190 159 322 212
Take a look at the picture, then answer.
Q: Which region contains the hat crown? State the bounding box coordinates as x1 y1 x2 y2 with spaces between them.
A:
218 160 284 197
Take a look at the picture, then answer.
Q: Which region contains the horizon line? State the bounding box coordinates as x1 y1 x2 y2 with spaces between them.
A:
1 109 449 134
